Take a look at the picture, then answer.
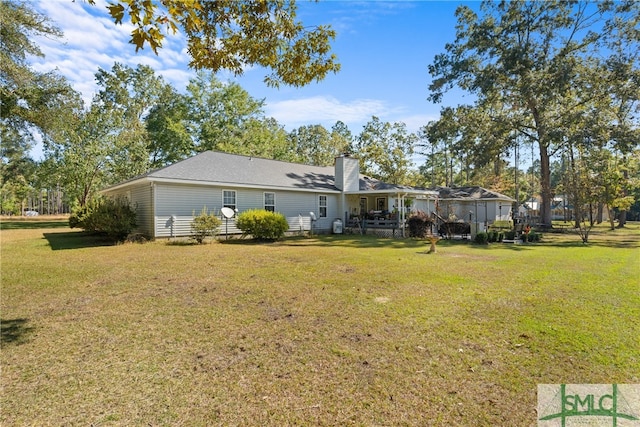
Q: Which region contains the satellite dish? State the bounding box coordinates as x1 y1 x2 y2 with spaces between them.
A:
309 212 316 221
221 207 235 219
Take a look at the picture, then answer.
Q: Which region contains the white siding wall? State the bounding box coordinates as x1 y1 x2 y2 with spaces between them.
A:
154 182 340 237
131 183 153 237
103 182 153 237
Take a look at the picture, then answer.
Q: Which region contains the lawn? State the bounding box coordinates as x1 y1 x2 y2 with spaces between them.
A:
1 219 639 426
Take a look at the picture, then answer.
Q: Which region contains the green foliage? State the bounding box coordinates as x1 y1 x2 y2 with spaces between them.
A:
186 72 289 158
524 231 542 243
145 86 193 168
90 0 340 88
487 230 504 243
474 232 488 245
69 202 92 229
492 220 513 229
407 210 433 238
428 1 639 225
69 197 137 243
190 207 222 244
354 116 416 185
287 124 350 166
236 209 289 241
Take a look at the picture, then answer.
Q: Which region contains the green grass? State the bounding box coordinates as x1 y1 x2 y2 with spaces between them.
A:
1 220 639 426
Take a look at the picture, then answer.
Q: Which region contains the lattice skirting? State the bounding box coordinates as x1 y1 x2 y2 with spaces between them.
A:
365 228 401 238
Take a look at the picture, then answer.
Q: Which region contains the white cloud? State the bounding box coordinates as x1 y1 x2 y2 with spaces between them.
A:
30 0 194 105
266 96 400 131
394 113 439 134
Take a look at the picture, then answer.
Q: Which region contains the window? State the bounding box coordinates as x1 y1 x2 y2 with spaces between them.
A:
264 192 275 212
319 195 327 218
223 190 236 210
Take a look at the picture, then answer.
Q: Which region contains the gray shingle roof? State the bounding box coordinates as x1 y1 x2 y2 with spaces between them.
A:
146 151 338 191
436 186 514 201
104 151 502 200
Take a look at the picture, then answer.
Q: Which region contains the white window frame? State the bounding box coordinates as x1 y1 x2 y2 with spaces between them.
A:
264 192 275 212
223 190 237 210
319 195 328 218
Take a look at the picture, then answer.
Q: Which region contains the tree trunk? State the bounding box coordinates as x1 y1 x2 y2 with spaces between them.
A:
597 203 603 224
538 143 552 227
616 164 629 228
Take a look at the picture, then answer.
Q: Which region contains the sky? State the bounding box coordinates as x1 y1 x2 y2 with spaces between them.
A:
29 0 478 160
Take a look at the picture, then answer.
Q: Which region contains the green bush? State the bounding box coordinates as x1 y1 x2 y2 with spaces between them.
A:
236 209 289 241
70 197 137 243
190 207 222 244
504 230 516 240
492 220 513 229
526 231 542 242
475 232 488 244
407 210 433 238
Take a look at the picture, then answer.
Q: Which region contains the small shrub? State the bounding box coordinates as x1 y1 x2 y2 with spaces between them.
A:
407 210 433 238
490 231 504 242
190 207 222 244
69 203 92 229
475 232 488 244
70 197 137 243
504 230 516 240
236 209 289 241
527 231 542 242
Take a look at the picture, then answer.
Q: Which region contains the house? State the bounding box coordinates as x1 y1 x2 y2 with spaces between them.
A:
101 151 438 238
430 186 516 234
102 151 515 239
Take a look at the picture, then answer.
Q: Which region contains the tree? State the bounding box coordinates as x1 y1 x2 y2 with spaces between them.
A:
1 1 83 214
93 63 171 182
187 71 288 157
287 124 349 166
145 86 193 168
88 0 340 87
331 121 354 153
217 116 289 160
354 117 416 185
428 1 639 226
44 106 111 208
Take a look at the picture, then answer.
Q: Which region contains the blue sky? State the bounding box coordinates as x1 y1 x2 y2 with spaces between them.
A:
31 0 478 158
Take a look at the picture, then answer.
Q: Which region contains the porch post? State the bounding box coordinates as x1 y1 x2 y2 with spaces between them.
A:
399 192 405 238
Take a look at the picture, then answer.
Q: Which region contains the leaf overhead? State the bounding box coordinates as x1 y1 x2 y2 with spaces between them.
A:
88 0 340 87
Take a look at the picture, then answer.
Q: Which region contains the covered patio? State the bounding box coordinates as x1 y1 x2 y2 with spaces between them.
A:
341 179 438 237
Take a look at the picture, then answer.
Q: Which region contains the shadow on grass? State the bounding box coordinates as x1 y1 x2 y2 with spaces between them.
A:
1 220 69 230
1 318 35 345
217 227 639 251
539 239 640 249
279 234 422 249
43 231 115 250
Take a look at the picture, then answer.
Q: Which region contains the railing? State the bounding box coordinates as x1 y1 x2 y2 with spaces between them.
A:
346 217 401 237
362 219 399 229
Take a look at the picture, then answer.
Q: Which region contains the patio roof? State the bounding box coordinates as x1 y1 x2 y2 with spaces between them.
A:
436 186 515 201
351 176 438 196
